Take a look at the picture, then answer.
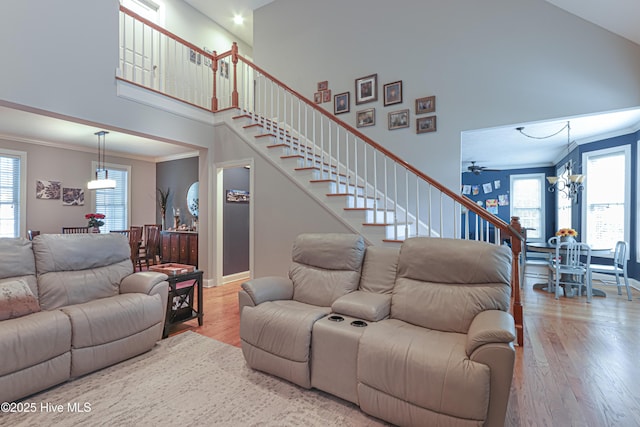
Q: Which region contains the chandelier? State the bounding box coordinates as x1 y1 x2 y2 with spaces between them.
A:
516 121 584 204
87 131 116 190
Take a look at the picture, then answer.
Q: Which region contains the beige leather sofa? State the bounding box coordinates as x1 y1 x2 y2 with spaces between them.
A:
239 233 516 427
0 234 169 403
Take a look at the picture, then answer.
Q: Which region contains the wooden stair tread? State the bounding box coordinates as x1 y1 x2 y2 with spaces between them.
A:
232 114 251 120
243 123 263 129
326 193 379 199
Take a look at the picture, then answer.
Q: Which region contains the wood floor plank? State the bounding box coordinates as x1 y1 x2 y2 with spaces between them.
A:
171 270 640 427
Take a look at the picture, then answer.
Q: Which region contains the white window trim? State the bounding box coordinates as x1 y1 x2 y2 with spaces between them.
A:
581 144 631 259
0 148 27 238
510 172 546 243
90 161 132 228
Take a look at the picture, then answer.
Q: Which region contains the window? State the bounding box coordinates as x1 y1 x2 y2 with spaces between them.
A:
93 162 131 233
510 173 546 242
556 163 572 230
0 149 26 238
582 146 630 253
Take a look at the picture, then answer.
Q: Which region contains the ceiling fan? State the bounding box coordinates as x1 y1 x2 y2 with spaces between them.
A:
465 161 501 175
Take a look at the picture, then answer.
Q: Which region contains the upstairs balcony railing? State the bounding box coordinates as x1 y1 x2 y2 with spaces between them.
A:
118 6 524 346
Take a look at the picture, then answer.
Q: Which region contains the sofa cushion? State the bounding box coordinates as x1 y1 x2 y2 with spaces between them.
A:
392 237 511 333
359 246 399 294
358 319 491 422
0 309 71 377
240 300 331 362
61 292 164 349
0 238 36 280
0 279 41 321
290 233 365 307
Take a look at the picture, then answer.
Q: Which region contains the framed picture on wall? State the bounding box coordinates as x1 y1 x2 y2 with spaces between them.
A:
226 189 250 203
355 74 378 105
317 81 328 91
416 95 436 114
322 90 332 103
314 92 322 104
356 108 375 128
417 115 437 134
388 109 409 130
334 92 350 114
383 81 402 106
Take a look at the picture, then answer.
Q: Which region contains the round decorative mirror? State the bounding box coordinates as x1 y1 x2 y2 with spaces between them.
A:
187 182 199 218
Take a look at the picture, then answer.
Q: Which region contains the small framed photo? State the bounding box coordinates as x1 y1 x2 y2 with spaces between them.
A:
355 74 378 105
383 81 402 106
334 92 350 114
416 96 435 114
356 108 375 128
388 109 410 130
322 89 332 103
318 81 328 91
417 115 437 134
314 92 322 104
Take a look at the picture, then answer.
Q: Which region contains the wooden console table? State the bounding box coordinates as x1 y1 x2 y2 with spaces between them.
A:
161 231 198 267
162 269 204 338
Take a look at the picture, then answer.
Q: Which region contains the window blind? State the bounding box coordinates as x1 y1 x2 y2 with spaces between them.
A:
0 154 20 237
95 168 129 233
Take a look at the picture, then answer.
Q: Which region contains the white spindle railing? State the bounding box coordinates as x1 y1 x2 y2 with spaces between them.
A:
118 6 524 345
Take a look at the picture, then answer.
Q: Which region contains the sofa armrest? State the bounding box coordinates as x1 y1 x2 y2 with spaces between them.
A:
241 276 293 306
466 310 515 355
331 291 391 321
120 271 168 296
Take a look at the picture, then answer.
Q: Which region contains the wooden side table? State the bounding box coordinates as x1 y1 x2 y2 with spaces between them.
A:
162 269 204 338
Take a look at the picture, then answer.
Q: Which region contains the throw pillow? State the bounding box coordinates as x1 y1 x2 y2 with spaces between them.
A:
0 279 41 321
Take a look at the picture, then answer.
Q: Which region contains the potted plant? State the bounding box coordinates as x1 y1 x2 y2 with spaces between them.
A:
85 213 106 233
555 228 578 242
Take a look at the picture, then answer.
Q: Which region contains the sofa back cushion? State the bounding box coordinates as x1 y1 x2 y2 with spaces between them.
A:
0 238 37 296
33 234 134 310
290 233 366 307
391 237 511 333
0 278 41 320
359 246 399 294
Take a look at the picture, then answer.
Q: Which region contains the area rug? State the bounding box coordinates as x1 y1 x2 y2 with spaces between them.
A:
2 332 388 427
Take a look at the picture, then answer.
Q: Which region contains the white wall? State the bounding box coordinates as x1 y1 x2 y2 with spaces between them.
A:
253 0 640 193
0 138 156 235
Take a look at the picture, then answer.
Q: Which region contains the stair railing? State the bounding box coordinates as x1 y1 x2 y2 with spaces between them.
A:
118 6 524 346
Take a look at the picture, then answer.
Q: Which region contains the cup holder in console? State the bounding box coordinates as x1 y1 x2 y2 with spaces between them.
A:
350 320 367 327
328 315 344 322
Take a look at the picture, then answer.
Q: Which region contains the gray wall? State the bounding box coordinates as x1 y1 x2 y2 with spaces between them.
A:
156 157 199 228
0 137 156 235
254 0 640 194
223 167 250 276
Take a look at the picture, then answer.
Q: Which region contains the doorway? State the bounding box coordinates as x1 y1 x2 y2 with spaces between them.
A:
215 159 254 286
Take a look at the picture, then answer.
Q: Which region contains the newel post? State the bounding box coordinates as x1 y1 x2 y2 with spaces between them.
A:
231 42 239 108
509 216 524 346
211 50 218 112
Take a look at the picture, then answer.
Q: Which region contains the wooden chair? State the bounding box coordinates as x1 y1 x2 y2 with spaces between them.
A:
129 226 144 270
143 225 161 268
27 230 40 240
62 227 90 234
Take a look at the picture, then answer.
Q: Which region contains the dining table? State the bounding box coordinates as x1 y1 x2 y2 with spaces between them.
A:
526 242 613 298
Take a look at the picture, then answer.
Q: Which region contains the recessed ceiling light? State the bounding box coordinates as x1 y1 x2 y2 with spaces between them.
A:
233 14 244 25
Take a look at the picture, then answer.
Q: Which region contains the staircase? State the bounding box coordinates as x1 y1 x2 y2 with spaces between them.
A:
118 6 524 345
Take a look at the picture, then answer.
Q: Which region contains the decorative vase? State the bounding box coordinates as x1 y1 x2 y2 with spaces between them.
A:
91 226 101 233
560 236 575 243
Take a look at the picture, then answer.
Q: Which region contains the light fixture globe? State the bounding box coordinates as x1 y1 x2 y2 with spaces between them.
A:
87 131 116 190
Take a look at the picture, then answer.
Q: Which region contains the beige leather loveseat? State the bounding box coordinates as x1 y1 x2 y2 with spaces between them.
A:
0 234 169 403
239 233 516 427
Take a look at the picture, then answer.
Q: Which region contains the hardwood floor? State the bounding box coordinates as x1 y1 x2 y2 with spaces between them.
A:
173 271 640 427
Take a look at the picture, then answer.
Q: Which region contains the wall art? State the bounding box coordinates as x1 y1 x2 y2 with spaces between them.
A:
322 90 332 103
355 74 377 105
317 81 328 91
334 92 350 115
36 180 61 199
383 81 402 106
356 108 375 128
226 189 250 203
416 95 436 114
62 187 85 206
416 115 437 134
388 109 409 130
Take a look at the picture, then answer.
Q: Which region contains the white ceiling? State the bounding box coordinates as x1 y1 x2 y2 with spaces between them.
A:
2 1 639 169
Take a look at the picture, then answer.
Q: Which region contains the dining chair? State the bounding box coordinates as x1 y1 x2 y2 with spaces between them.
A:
547 240 592 301
588 241 632 301
142 225 161 268
61 227 90 234
128 226 144 270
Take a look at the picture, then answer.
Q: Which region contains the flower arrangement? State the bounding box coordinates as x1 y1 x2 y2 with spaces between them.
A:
85 213 105 228
556 228 578 237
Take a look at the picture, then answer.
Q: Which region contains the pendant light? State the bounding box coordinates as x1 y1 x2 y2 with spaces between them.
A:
87 131 116 190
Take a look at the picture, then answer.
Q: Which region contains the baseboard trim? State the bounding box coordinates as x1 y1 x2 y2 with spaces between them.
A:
223 271 250 285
